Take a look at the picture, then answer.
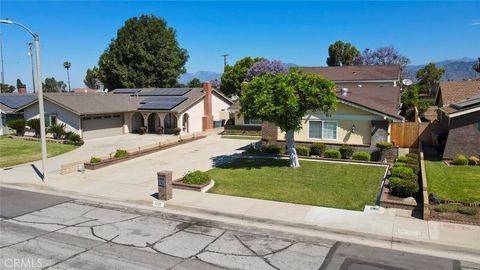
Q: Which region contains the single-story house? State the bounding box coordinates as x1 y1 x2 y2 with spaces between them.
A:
15 82 231 139
435 80 480 159
0 94 36 135
262 85 404 153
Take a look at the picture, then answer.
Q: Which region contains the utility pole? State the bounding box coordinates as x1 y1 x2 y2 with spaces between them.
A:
28 42 35 93
0 33 4 85
221 54 229 70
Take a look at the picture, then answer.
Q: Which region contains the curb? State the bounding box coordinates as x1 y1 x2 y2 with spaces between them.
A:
1 182 479 262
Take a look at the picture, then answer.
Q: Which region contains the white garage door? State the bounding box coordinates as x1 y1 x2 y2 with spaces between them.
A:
81 114 124 139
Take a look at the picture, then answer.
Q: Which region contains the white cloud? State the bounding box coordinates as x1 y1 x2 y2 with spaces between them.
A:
471 21 480 26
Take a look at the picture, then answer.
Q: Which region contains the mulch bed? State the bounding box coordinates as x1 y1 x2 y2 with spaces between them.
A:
429 205 480 226
172 178 213 192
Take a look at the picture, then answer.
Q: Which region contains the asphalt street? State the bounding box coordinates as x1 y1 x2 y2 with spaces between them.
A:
0 187 478 270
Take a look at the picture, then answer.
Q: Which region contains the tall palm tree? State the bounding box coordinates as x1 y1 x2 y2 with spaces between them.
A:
63 61 71 91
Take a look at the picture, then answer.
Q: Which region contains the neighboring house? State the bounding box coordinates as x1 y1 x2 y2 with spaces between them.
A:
435 81 480 159
0 94 36 135
16 82 231 140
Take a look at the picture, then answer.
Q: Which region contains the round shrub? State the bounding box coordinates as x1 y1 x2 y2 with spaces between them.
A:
452 154 468 166
388 177 419 197
376 141 393 150
468 156 480 166
114 149 129 158
458 207 478 216
352 151 371 161
393 162 406 167
27 118 41 137
295 146 310 156
405 153 419 160
391 166 418 181
404 163 420 174
339 145 354 159
183 170 211 185
264 145 282 154
324 149 341 159
173 127 182 135
90 157 102 164
310 143 326 156
397 156 419 165
7 119 26 136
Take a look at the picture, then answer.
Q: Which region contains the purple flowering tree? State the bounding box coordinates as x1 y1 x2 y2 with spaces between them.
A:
354 46 410 68
245 60 289 81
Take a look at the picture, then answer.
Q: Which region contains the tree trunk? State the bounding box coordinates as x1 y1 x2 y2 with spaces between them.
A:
285 130 300 168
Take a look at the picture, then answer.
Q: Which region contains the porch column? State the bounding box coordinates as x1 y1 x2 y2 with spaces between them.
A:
143 113 149 132
177 113 183 135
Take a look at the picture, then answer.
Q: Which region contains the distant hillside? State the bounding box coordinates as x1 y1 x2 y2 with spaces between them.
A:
179 71 222 84
405 58 480 81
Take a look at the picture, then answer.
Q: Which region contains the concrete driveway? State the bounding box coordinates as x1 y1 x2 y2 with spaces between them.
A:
0 135 255 202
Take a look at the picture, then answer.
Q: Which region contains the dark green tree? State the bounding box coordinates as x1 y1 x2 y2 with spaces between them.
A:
219 56 265 97
326 40 360 66
240 70 337 168
42 77 66 92
0 83 15 93
16 79 26 89
98 15 189 90
416 63 445 95
187 78 202 88
84 66 101 89
473 57 480 73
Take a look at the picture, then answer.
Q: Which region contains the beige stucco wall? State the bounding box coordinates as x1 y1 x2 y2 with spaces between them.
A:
211 93 230 121
183 99 204 134
278 102 385 145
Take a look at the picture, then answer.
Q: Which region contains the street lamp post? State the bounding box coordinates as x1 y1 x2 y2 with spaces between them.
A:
1 19 48 180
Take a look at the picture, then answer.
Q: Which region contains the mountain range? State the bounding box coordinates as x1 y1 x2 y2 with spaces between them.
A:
179 58 479 84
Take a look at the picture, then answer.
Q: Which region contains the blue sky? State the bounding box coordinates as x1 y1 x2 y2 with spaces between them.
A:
1 1 479 89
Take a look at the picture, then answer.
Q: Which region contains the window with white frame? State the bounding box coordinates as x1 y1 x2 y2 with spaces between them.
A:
244 117 262 125
308 120 337 140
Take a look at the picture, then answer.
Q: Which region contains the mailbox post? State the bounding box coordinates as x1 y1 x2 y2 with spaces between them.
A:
157 171 173 201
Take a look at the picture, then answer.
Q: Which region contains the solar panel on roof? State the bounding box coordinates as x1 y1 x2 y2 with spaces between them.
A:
137 88 191 96
451 97 480 110
0 95 37 109
138 96 187 110
112 89 141 94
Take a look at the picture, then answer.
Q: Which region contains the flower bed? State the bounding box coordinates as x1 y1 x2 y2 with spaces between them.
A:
172 171 214 192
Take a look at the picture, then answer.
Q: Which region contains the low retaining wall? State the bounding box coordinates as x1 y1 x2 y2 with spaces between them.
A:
419 143 430 220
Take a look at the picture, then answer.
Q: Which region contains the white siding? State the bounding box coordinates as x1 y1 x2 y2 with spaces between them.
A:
23 100 80 133
183 99 204 134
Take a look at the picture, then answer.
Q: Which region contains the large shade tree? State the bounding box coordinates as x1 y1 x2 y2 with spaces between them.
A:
240 69 337 168
42 77 66 92
245 60 289 81
326 40 360 66
416 63 445 95
0 83 15 93
98 15 189 90
354 46 410 68
219 56 265 97
84 66 101 89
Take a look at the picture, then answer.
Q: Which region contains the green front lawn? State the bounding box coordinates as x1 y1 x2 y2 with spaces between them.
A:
0 137 79 168
207 158 386 211
425 160 480 202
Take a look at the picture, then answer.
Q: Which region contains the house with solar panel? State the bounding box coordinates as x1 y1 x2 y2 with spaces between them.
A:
0 94 37 135
434 80 480 159
10 82 231 140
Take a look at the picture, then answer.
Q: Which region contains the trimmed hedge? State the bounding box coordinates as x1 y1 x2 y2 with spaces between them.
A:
310 143 326 156
183 170 211 185
468 156 480 166
295 146 310 156
452 154 468 166
393 162 406 167
339 145 354 159
352 151 371 161
388 177 419 197
405 153 419 160
376 141 393 150
391 166 418 181
397 156 419 165
324 149 341 159
264 145 282 154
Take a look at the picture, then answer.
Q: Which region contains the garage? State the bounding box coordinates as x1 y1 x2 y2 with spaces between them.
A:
81 114 124 139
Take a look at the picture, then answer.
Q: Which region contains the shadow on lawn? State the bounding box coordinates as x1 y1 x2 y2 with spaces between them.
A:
210 156 289 170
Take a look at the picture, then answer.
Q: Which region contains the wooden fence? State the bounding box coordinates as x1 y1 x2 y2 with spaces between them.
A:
390 122 420 148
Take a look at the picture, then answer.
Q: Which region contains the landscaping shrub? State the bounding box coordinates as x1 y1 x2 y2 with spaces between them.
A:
468 156 480 166
339 145 354 159
352 151 371 161
458 207 478 216
393 162 406 167
376 141 393 150
391 166 418 181
26 118 41 137
310 143 326 156
173 128 182 135
433 204 459 213
7 119 26 136
388 177 419 197
47 123 66 139
324 149 341 159
397 156 419 165
406 153 419 160
295 146 310 156
264 145 282 154
114 149 129 158
452 154 468 166
65 132 83 146
183 170 211 185
394 161 419 174
90 157 102 164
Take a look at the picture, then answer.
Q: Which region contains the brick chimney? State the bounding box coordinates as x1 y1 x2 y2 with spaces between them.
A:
17 87 27 94
202 81 214 131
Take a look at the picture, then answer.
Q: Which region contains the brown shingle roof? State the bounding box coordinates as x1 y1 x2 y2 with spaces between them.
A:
300 65 401 82
335 85 403 120
437 81 480 106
